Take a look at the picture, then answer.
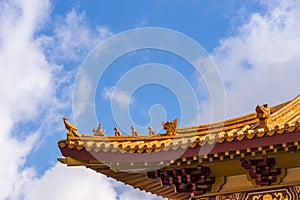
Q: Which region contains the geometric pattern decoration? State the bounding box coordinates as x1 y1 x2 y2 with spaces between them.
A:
240 157 281 186
146 166 215 197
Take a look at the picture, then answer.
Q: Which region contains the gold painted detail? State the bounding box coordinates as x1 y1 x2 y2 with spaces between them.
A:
216 193 244 200
246 189 291 200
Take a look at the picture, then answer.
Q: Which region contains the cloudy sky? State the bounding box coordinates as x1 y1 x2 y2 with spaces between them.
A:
1 0 300 199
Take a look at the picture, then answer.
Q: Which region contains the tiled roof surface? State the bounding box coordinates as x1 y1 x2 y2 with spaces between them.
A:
58 95 300 154
58 122 300 154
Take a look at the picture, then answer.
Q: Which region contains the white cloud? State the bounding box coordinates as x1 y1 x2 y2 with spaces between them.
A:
119 186 163 200
103 86 134 109
37 8 112 63
18 163 164 200
0 0 53 198
73 70 93 119
22 164 117 200
210 0 300 118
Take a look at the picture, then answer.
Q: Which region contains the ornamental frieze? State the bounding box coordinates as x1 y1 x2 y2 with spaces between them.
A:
210 186 300 200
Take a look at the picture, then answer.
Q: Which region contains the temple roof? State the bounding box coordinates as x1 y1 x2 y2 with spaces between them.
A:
58 95 300 199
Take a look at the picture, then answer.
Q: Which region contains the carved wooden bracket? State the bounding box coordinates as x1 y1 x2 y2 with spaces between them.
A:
240 157 281 186
146 166 215 197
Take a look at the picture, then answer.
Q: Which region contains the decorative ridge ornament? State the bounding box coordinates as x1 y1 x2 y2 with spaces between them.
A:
162 118 178 136
131 126 140 137
93 123 105 136
63 117 81 138
114 127 122 136
148 126 156 136
256 104 271 129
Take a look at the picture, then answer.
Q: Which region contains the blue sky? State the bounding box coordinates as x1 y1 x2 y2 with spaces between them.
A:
1 0 300 199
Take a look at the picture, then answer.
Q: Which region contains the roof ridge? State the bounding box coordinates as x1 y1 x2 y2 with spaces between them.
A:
269 95 300 127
